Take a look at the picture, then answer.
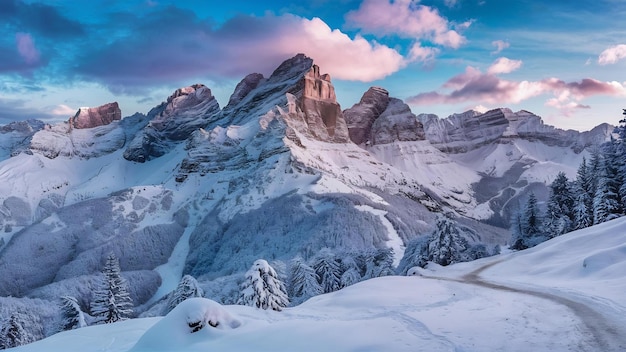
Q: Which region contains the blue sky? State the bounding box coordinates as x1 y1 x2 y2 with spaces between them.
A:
1 0 625 130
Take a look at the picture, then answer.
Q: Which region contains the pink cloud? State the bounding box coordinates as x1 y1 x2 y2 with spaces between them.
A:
406 64 626 115
77 12 408 91
491 40 510 55
279 17 406 81
598 44 626 65
487 57 522 75
15 32 40 64
345 0 468 49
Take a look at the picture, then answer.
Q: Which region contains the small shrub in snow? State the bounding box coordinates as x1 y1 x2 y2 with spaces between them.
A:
238 259 289 311
0 312 35 349
164 275 204 315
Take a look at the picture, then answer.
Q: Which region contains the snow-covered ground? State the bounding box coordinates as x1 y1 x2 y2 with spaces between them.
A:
12 217 626 352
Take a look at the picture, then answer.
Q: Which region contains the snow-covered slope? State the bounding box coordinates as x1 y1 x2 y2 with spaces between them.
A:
14 217 626 352
0 53 613 348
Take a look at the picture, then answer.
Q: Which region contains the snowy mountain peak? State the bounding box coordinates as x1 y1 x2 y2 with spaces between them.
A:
421 107 611 154
69 102 121 129
123 84 220 162
225 73 265 110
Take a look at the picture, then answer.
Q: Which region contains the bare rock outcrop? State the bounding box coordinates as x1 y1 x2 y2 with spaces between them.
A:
344 87 390 145
344 87 425 145
294 64 350 143
69 102 121 129
123 84 220 162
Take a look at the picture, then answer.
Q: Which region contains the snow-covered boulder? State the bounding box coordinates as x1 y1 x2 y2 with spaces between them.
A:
131 298 241 351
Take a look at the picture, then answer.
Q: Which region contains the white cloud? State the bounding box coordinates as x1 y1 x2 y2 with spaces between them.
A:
50 104 76 116
345 0 469 49
491 40 510 55
487 57 522 75
598 44 626 65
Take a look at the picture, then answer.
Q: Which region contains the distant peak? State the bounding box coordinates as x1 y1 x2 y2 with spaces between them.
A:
69 102 121 129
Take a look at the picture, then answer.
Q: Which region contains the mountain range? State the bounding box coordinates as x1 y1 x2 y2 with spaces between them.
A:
0 54 614 339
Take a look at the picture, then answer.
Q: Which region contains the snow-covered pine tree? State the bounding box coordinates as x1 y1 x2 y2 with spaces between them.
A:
588 149 602 224
396 237 429 274
574 158 593 229
511 193 547 250
0 313 33 349
593 143 623 224
573 193 591 230
238 259 289 311
288 257 322 305
91 253 134 324
312 249 342 293
164 275 204 314
427 214 469 266
372 248 395 277
59 296 86 331
545 172 574 238
337 252 362 288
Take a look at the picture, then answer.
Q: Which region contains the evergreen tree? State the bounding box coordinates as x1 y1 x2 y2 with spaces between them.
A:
238 259 289 311
545 172 574 238
312 249 342 293
91 253 134 324
426 214 469 266
340 267 362 288
372 248 395 277
574 158 593 229
573 193 591 230
511 193 547 250
395 237 429 274
588 149 602 224
165 275 204 314
0 313 33 349
288 257 322 305
59 296 86 331
593 144 623 224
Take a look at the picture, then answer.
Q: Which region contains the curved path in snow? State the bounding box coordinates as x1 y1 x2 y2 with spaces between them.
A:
455 261 626 352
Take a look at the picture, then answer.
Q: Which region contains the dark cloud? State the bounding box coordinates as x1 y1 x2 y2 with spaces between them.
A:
5 1 85 39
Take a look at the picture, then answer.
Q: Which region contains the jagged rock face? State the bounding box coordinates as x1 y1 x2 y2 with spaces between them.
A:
69 102 121 129
224 73 265 110
371 98 426 145
123 84 220 162
344 88 425 145
294 64 350 143
420 108 610 154
344 87 390 145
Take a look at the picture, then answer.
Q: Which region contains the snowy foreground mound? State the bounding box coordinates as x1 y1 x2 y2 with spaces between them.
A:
13 218 626 352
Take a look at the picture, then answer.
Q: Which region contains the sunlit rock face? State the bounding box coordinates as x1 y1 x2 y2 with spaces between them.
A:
69 102 122 129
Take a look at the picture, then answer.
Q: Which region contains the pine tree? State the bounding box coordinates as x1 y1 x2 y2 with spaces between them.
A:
165 275 204 314
238 259 289 311
0 313 33 349
593 144 622 224
91 253 134 324
588 149 602 224
574 158 593 229
288 257 322 305
312 249 342 293
511 193 547 250
372 248 395 277
427 214 469 266
59 296 87 331
545 172 574 238
573 193 591 230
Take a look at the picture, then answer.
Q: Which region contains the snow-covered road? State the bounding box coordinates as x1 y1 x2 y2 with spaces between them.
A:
424 259 626 352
